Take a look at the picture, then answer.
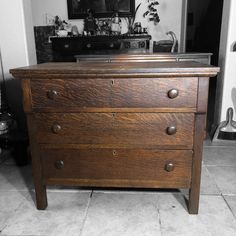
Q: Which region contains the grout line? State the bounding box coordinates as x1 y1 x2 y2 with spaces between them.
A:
79 190 93 236
203 145 236 148
222 193 236 197
156 196 163 236
204 166 222 194
204 164 236 167
222 195 236 219
0 192 29 235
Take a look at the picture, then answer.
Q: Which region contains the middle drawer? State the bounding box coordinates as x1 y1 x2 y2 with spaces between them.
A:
31 113 194 148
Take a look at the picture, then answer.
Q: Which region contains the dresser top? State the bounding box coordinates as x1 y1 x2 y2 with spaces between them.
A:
10 61 219 79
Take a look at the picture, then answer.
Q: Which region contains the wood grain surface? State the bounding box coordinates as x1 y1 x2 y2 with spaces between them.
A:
32 113 194 147
41 148 192 188
10 61 220 79
30 78 198 110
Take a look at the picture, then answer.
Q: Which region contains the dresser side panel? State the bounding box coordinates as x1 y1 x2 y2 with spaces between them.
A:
21 79 33 113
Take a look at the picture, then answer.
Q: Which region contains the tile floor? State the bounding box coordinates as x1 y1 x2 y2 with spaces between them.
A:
0 142 236 236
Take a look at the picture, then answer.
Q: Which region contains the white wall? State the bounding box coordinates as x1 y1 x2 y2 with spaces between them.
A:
0 0 35 79
0 0 36 130
31 0 185 51
216 0 236 122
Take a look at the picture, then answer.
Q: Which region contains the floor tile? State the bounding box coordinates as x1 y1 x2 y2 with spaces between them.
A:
0 191 30 231
0 165 33 192
224 195 236 218
207 166 236 194
200 166 221 195
180 166 220 197
157 194 236 236
203 146 236 167
47 185 92 193
204 139 236 147
81 192 161 236
1 191 91 236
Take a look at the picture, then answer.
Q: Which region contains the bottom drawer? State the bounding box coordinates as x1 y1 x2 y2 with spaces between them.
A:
41 148 192 188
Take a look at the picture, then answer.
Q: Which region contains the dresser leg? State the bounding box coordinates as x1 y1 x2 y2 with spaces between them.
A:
188 114 205 214
35 184 48 210
189 187 200 214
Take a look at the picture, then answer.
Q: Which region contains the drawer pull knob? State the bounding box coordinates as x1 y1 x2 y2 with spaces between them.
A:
168 89 179 99
165 163 174 172
64 44 69 48
55 160 64 169
47 90 58 100
52 124 61 134
86 43 91 48
166 126 177 135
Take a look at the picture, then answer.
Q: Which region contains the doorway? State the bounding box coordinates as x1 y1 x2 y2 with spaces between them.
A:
186 0 224 134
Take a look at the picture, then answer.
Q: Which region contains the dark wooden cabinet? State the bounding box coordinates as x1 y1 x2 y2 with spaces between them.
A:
51 35 151 61
10 59 219 214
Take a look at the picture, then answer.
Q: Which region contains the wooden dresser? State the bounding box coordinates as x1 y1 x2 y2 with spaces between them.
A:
10 60 219 214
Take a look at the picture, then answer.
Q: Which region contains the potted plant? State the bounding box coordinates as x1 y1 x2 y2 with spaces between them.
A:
126 3 141 34
143 0 160 24
125 0 160 34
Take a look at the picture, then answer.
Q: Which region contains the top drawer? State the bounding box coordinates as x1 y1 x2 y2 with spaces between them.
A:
30 78 198 111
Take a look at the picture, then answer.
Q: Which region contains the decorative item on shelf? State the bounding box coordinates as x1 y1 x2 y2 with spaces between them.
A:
71 25 79 36
84 9 98 36
111 13 121 35
125 3 141 34
54 15 70 37
143 0 160 24
142 27 148 34
97 19 111 35
57 30 68 37
133 22 142 34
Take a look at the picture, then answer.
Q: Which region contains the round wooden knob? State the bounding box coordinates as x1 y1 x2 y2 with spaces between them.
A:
51 124 61 134
54 160 64 169
86 43 91 48
64 44 69 49
168 89 179 99
166 126 177 135
47 90 58 100
165 163 174 172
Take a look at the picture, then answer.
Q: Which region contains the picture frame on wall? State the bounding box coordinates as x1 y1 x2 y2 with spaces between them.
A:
67 0 135 19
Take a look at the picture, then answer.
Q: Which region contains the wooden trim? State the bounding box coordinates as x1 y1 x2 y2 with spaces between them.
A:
197 77 210 113
189 114 206 214
31 107 197 114
40 143 193 150
45 178 191 189
10 61 220 79
12 72 219 79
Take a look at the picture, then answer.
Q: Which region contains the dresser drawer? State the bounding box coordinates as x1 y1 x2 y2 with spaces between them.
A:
30 78 198 111
41 148 192 188
32 113 194 147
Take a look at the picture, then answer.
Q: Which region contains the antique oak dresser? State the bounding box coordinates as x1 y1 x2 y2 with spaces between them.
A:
10 60 219 214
